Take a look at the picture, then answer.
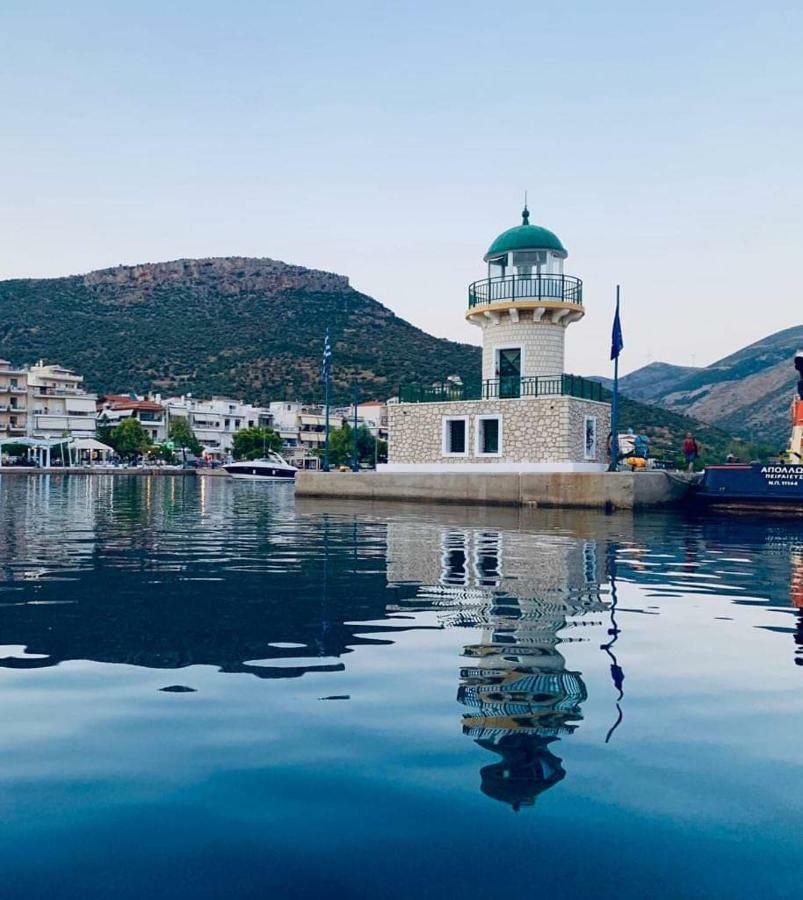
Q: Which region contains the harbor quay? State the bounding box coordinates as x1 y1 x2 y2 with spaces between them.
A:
296 469 695 509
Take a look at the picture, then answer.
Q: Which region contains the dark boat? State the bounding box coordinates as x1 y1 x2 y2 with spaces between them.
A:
697 463 803 511
696 352 803 511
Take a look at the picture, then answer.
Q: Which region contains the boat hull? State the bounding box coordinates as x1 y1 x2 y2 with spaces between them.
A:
223 464 296 481
696 464 803 511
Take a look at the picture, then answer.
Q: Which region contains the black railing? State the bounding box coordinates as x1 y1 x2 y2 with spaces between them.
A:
468 274 583 308
398 374 604 404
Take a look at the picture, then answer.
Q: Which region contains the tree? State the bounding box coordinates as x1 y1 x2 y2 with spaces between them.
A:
232 426 283 460
96 412 114 446
322 423 386 468
109 417 152 461
168 417 203 456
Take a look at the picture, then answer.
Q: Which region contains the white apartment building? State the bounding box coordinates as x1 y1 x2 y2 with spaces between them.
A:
0 360 28 439
162 396 273 457
268 402 327 452
333 400 389 441
26 361 97 441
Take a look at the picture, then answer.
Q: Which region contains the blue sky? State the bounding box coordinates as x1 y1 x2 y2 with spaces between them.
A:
2 0 802 375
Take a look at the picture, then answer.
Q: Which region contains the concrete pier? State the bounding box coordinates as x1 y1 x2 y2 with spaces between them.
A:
296 470 695 510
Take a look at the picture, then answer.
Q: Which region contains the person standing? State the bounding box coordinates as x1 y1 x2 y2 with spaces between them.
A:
683 432 699 471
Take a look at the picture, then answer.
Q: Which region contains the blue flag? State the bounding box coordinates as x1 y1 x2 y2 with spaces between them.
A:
610 297 624 361
321 328 332 381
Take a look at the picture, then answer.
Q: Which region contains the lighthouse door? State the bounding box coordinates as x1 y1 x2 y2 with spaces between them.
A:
498 348 521 398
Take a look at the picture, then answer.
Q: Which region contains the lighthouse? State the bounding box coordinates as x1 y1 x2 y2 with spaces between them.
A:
467 203 584 391
385 205 611 473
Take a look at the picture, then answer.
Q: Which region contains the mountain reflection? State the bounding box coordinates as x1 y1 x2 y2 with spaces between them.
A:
0 476 426 678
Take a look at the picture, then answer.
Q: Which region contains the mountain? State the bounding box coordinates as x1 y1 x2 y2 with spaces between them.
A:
592 362 701 402
0 257 481 403
660 327 803 445
591 326 803 447
1 254 780 460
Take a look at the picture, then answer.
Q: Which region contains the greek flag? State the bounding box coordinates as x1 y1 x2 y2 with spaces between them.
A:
321 328 332 381
610 296 624 361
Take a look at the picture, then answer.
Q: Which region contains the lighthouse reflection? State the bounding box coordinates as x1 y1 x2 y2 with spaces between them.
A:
388 524 606 810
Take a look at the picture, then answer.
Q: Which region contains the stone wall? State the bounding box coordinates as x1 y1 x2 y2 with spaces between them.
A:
477 316 566 379
387 396 611 467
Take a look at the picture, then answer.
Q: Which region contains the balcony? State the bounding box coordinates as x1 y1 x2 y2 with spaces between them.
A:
468 274 583 309
398 374 604 404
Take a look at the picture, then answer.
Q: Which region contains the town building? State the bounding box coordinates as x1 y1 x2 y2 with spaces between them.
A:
332 400 389 442
26 361 98 441
162 396 273 458
268 402 327 453
97 395 168 444
383 206 610 472
0 360 28 439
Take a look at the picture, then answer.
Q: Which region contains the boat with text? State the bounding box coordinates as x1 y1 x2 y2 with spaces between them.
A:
696 352 803 509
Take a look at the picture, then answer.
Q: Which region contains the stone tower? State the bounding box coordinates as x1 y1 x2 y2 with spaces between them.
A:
466 205 584 395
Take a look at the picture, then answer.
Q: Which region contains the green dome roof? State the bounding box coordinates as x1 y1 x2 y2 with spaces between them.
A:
484 208 566 260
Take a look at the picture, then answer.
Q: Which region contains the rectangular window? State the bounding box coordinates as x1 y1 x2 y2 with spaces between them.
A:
442 417 468 456
584 416 598 460
476 415 502 456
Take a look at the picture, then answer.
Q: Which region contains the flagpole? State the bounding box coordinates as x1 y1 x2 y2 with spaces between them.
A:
351 380 359 473
608 284 621 473
323 328 331 473
324 366 331 473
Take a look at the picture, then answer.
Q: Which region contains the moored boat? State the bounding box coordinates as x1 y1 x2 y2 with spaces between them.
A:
696 352 803 510
223 452 297 482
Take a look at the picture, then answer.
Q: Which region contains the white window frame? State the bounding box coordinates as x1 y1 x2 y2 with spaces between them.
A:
441 415 469 457
475 414 503 457
584 415 598 460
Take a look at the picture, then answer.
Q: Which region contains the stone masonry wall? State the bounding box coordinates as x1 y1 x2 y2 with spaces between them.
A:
479 318 565 380
388 397 611 465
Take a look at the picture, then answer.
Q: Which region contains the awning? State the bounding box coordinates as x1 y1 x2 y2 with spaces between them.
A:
70 438 114 453
0 437 71 448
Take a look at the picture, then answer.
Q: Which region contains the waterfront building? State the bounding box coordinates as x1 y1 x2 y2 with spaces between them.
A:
0 360 29 440
385 206 610 472
97 394 167 444
162 396 273 458
25 361 98 441
268 401 327 453
332 400 389 441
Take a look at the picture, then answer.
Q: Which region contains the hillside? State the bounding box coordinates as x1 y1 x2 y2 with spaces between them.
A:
592 362 701 402
0 255 772 460
0 258 481 403
611 393 756 464
591 326 803 447
661 326 803 445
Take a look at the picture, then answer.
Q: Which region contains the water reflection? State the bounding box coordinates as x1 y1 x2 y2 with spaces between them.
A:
0 478 801 804
1 478 802 897
386 522 606 809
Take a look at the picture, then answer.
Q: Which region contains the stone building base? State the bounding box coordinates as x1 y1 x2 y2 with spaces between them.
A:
387 396 611 469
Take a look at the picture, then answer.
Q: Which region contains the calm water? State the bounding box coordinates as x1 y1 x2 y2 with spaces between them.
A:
0 475 800 899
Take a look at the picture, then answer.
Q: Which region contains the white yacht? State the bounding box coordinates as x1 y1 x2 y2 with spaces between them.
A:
223 452 297 482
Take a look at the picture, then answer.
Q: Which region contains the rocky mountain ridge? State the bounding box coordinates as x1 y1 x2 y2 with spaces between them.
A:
593 325 803 446
0 256 478 403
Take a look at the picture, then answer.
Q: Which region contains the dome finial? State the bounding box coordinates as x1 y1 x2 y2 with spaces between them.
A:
522 190 530 225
